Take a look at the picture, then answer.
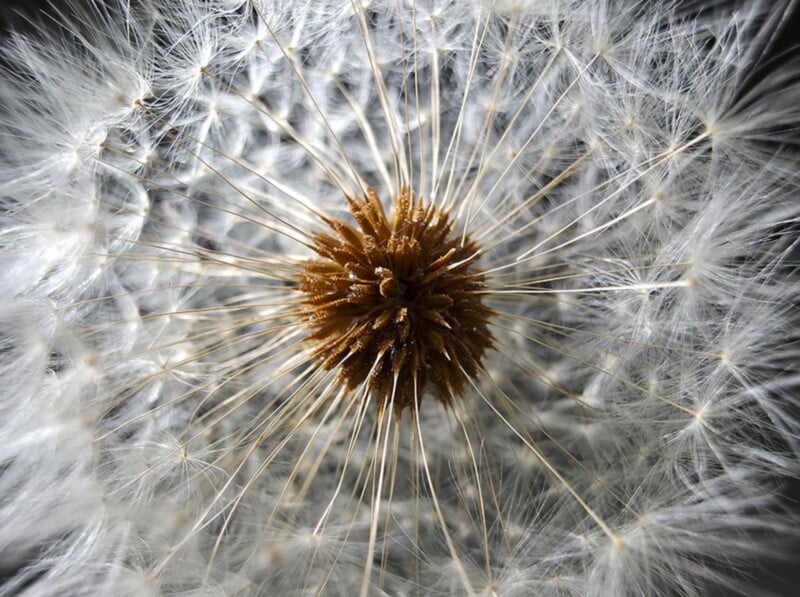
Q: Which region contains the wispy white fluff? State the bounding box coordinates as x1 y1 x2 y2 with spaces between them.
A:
1 0 798 595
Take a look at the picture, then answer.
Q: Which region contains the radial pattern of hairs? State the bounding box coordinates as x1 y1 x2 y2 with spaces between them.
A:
0 1 798 596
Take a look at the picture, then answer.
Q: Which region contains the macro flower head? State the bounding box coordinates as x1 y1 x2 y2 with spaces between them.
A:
1 0 798 595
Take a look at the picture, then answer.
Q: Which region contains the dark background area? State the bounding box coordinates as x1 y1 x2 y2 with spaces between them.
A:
1 1 797 595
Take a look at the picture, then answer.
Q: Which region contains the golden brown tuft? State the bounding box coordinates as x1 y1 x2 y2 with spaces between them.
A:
297 189 494 417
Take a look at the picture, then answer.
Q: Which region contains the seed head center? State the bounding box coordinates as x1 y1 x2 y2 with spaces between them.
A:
297 188 494 416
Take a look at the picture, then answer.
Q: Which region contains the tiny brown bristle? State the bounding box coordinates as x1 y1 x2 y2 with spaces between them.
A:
297 188 494 417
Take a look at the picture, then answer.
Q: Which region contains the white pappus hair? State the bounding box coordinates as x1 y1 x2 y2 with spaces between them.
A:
0 0 798 595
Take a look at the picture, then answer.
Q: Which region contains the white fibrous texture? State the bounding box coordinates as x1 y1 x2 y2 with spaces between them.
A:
0 1 798 595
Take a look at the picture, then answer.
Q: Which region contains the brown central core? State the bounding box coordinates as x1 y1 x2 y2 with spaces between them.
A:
297 188 493 417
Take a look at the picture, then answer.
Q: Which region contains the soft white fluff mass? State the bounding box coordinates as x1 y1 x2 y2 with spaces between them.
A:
1 0 798 595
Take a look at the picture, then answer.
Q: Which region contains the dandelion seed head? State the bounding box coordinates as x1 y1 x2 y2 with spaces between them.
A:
0 0 798 595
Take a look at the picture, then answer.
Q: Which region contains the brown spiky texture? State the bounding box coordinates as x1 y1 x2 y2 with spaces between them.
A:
297 188 494 416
